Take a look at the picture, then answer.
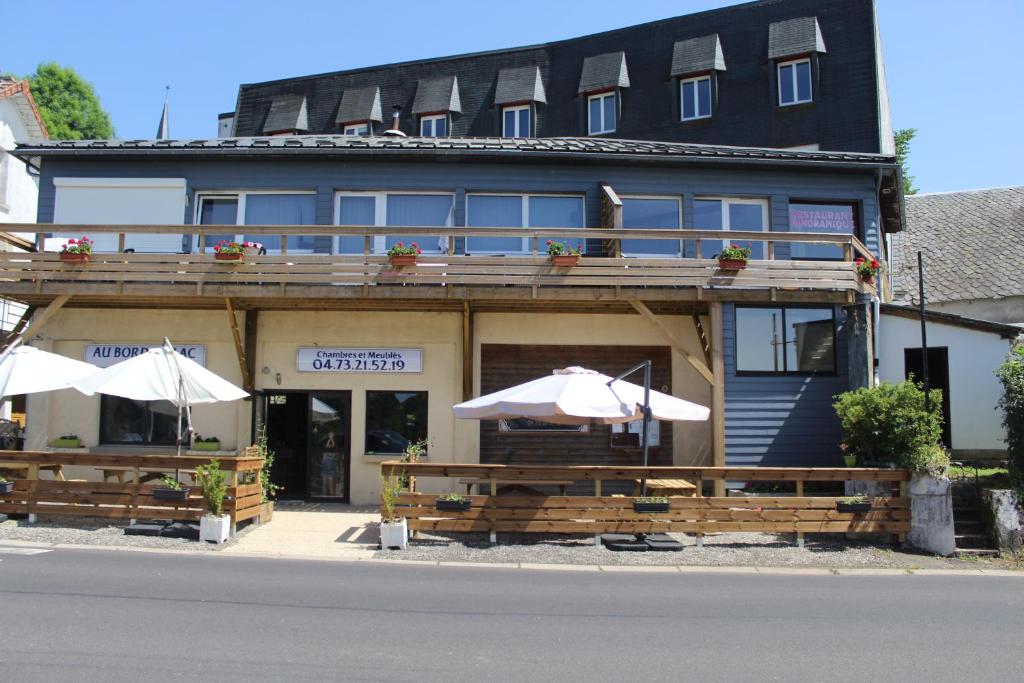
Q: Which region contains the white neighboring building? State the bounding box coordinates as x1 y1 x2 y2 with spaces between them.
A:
879 304 1019 462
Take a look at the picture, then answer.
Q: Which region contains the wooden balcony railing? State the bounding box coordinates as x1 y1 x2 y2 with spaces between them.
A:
0 224 879 302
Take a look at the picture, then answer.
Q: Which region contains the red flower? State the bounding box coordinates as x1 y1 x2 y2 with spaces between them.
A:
546 240 553 245
411 242 418 248
68 239 77 245
871 259 879 268
855 257 864 265
396 242 404 247
416 248 422 254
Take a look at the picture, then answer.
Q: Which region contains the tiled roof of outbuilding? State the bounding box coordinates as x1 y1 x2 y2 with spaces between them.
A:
891 187 1024 305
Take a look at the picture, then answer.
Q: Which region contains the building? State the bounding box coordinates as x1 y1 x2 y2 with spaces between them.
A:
891 186 1024 326
225 0 894 154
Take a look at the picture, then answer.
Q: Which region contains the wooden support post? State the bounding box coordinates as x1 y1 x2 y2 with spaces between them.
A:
243 309 259 396
225 298 252 392
15 294 70 346
462 302 473 401
795 480 805 548
695 476 704 547
709 302 726 497
594 479 601 496
629 301 714 385
118 233 126 253
26 463 39 523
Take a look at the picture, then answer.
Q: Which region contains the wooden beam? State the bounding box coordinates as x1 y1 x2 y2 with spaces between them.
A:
224 298 252 392
462 302 473 401
709 302 726 496
629 301 714 385
243 308 258 395
0 304 37 353
0 232 36 252
691 314 712 370
15 295 70 344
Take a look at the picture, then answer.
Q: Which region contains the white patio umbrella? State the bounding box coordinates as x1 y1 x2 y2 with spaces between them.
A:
73 339 248 455
0 341 100 397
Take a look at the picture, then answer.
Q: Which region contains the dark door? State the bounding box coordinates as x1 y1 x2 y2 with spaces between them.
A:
264 392 309 499
904 347 951 448
308 392 352 501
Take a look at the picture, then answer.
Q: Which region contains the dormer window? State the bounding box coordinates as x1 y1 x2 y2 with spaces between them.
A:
587 92 616 135
420 114 447 137
768 17 826 108
778 58 812 106
578 51 629 137
680 75 712 121
344 122 370 136
502 105 530 137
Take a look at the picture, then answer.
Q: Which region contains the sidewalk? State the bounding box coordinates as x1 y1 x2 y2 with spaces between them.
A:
222 501 380 561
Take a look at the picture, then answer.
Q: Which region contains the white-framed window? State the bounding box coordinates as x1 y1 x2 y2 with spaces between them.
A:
620 195 682 258
343 122 369 136
335 191 454 255
194 191 321 254
502 105 531 137
693 197 769 259
587 91 616 135
465 194 585 255
419 114 447 137
778 58 812 106
680 75 712 121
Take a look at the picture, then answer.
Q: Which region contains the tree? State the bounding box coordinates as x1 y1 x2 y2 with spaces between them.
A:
26 62 114 140
894 127 918 195
996 345 1024 493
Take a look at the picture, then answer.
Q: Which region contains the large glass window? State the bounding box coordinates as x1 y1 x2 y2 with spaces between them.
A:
788 202 857 260
466 194 584 255
503 105 530 137
588 92 616 135
99 395 178 445
365 391 428 455
196 193 320 254
693 198 768 259
735 306 835 374
778 58 812 106
680 75 712 121
621 197 681 257
336 193 453 255
198 197 238 250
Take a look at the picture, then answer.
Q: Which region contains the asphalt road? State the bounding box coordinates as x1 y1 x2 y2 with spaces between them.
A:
0 547 1020 682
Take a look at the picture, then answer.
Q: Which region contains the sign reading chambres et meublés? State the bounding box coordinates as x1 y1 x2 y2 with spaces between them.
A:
296 348 423 373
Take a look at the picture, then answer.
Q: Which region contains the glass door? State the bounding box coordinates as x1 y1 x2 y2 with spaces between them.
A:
308 392 351 500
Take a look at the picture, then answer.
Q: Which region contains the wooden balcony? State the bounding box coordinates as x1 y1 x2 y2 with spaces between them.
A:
0 224 879 311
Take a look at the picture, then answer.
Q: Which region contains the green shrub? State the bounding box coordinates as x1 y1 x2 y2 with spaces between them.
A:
996 345 1024 492
903 443 951 478
195 459 227 517
833 380 944 473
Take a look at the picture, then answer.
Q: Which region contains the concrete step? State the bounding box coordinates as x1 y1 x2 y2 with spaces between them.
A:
954 520 987 533
955 533 994 550
955 548 1000 558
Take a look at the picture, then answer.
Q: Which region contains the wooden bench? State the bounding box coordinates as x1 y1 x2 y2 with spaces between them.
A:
458 478 572 496
97 467 196 484
0 462 65 481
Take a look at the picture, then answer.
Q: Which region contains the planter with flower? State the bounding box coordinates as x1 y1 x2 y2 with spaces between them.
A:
546 240 583 267
59 236 94 264
0 475 13 495
718 243 752 270
52 434 82 449
192 435 221 452
214 240 245 262
153 475 190 502
387 242 422 266
855 257 880 285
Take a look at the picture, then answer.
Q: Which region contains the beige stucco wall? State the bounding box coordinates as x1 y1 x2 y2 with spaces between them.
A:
25 307 712 505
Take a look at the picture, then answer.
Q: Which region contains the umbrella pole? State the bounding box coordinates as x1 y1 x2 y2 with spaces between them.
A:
609 360 653 496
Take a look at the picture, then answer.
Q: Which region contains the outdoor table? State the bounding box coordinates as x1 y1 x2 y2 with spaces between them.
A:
0 461 65 481
633 478 697 497
458 478 572 496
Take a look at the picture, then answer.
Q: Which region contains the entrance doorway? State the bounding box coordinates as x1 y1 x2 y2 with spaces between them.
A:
264 391 352 501
904 347 951 448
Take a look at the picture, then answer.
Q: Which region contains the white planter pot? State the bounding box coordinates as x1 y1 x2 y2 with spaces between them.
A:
379 518 408 550
200 514 231 544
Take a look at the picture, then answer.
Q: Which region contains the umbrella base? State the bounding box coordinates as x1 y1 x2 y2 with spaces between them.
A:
600 533 649 552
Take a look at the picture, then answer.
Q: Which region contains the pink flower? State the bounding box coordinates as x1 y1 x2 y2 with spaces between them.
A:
416 248 422 254
68 239 77 245
546 240 553 245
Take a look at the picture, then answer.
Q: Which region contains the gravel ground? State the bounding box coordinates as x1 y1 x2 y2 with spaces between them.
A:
0 515 242 551
374 531 974 569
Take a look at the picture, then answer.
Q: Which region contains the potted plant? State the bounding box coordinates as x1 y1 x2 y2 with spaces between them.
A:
717 243 752 270
0 475 13 495
836 495 872 513
213 240 245 262
52 434 81 448
59 236 94 264
152 475 190 502
195 459 231 543
436 492 471 512
387 241 422 266
379 470 408 550
843 454 857 467
855 256 881 285
192 435 221 452
546 240 583 267
633 496 670 513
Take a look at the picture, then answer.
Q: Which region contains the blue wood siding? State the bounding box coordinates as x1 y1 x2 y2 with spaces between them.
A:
723 303 849 467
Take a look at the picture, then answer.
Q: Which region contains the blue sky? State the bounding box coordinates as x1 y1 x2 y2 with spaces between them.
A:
3 0 1022 193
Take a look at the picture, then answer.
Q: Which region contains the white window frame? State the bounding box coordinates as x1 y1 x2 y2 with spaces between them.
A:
419 114 447 137
620 194 683 258
777 58 812 106
502 105 531 137
679 75 712 121
587 92 616 135
464 193 585 255
343 122 369 136
193 190 317 254
693 196 770 259
334 190 454 255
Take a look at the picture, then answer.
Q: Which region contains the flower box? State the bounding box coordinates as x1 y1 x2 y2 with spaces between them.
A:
379 518 408 550
550 254 580 267
436 498 471 512
52 437 81 449
718 258 748 270
861 274 875 285
59 252 90 264
389 254 418 266
153 487 190 502
837 500 872 513
192 441 221 452
215 252 244 262
200 514 231 543
633 500 670 513
0 481 14 494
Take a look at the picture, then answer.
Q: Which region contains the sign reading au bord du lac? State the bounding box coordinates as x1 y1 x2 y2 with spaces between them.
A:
85 344 207 368
297 348 422 373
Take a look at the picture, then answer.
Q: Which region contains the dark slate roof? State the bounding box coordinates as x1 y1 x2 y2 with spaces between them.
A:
891 187 1024 306
671 34 726 76
881 304 1021 339
494 66 547 105
263 95 308 133
767 16 826 60
336 86 382 124
411 76 461 114
577 51 629 94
